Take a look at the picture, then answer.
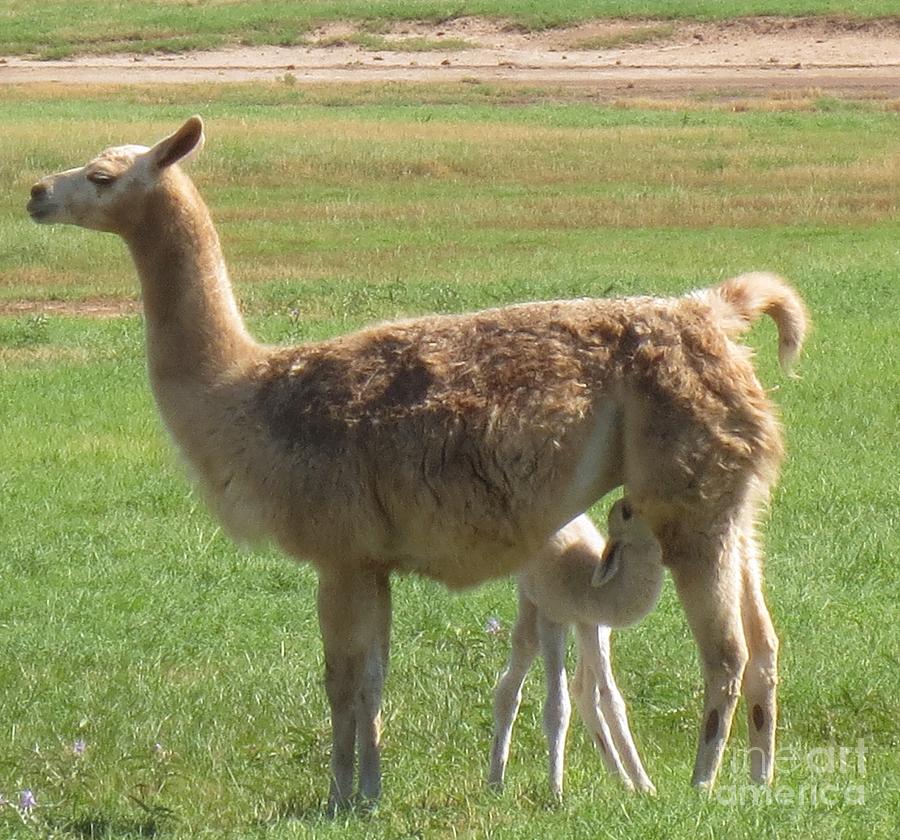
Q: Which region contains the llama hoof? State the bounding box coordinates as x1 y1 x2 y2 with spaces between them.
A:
691 779 716 795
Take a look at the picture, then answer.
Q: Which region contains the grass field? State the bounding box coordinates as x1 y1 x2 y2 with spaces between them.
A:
1 0 898 57
1 83 898 839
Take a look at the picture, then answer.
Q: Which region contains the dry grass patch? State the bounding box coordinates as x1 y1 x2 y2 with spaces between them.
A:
0 298 140 317
317 32 474 51
0 345 94 366
4 88 899 304
563 23 676 51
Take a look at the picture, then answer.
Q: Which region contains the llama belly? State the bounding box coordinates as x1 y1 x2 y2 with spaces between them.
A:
364 481 574 589
268 487 551 590
270 517 530 589
387 535 535 591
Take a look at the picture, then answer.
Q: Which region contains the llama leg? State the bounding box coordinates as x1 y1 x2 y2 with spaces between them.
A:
570 628 633 789
739 536 778 785
488 588 539 790
577 623 655 793
538 615 571 799
356 571 392 803
669 531 748 790
317 568 387 813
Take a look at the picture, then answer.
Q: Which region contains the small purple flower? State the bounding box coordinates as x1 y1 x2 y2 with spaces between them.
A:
73 739 87 756
485 616 502 636
19 789 36 812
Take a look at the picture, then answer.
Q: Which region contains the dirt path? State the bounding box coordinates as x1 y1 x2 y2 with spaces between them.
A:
0 299 141 318
2 17 899 99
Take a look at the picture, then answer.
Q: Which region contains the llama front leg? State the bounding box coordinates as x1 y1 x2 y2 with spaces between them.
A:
355 572 392 803
739 543 778 785
317 568 389 814
669 534 748 790
576 623 655 793
488 589 539 790
538 615 571 798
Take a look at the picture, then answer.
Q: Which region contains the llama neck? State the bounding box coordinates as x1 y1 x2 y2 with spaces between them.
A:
125 171 260 387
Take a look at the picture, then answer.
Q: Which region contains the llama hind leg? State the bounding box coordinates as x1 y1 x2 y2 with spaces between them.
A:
489 588 539 790
668 530 748 790
571 629 633 789
739 535 779 785
577 623 655 793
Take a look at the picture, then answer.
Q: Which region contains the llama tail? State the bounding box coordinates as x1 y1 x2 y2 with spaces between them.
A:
695 272 809 374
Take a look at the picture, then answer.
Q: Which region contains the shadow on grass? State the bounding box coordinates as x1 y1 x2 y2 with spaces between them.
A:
254 794 382 829
45 814 165 839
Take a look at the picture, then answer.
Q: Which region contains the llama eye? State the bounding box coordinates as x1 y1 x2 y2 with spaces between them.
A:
621 501 632 521
88 171 116 186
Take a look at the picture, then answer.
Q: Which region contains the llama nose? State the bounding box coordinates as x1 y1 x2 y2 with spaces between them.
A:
30 182 49 199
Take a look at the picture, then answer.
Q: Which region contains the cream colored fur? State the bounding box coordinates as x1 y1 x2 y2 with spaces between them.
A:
28 117 808 809
489 499 662 797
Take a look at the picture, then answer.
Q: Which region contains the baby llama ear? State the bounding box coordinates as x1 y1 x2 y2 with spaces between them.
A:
151 116 205 170
592 542 621 588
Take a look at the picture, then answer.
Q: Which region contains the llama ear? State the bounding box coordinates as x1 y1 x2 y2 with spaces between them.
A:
592 542 621 588
151 116 205 170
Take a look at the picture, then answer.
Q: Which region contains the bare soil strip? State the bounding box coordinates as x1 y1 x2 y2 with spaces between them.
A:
2 17 898 99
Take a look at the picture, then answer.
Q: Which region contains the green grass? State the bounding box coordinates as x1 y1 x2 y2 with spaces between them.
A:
1 87 898 838
0 0 898 57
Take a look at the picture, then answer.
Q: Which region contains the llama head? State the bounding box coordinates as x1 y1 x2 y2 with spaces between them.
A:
591 497 662 588
27 116 205 235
